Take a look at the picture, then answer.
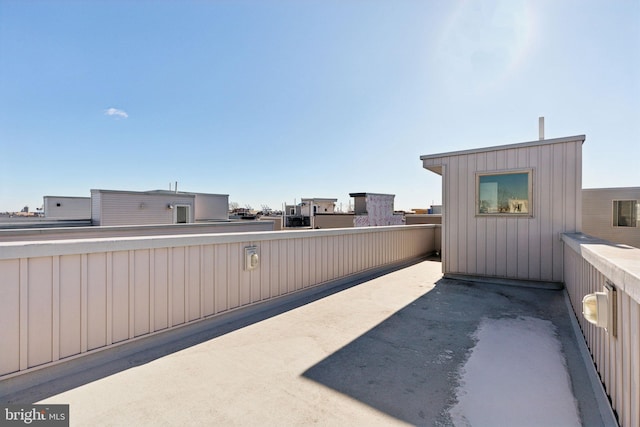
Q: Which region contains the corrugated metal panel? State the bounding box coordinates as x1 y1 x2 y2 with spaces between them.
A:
424 137 583 282
0 260 19 375
87 253 107 350
59 255 81 358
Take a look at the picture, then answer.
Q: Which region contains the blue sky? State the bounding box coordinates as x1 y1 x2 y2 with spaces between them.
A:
1 0 638 213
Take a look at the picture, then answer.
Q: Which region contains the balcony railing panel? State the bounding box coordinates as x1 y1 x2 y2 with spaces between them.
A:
0 225 437 380
563 233 640 427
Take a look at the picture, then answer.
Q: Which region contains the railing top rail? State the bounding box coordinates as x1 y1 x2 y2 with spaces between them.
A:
0 224 436 260
0 220 269 235
562 232 640 303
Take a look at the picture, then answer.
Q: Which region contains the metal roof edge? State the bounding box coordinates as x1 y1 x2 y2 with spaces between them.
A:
43 196 91 200
582 186 640 192
91 189 229 197
90 189 197 197
420 134 586 161
349 192 395 197
300 198 338 202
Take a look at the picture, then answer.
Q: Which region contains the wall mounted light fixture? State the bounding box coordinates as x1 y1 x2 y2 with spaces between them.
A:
244 245 259 270
582 282 617 337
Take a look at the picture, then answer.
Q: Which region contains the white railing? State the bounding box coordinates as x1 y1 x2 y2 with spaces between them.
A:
0 225 437 379
0 221 274 242
563 233 640 427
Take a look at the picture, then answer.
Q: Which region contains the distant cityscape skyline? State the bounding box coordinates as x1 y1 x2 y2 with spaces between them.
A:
1 1 638 213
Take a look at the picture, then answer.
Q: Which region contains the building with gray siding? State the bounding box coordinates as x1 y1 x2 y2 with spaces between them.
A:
583 187 640 248
421 135 584 283
91 189 229 226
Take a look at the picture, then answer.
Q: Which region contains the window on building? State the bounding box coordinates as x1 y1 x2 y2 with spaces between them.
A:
613 200 639 227
175 205 190 224
477 170 532 216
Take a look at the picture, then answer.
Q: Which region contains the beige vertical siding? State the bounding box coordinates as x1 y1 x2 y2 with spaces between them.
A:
0 260 19 374
563 233 640 427
0 225 436 379
422 136 584 282
583 188 640 248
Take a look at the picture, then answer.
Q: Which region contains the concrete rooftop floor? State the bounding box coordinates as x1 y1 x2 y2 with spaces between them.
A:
3 259 614 426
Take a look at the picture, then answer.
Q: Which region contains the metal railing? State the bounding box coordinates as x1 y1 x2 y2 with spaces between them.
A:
563 233 640 427
0 225 438 380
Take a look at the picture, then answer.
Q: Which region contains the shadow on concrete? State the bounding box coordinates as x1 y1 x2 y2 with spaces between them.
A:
0 258 432 404
302 277 606 426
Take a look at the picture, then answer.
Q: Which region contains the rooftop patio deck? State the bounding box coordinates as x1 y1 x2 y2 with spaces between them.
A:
2 259 614 426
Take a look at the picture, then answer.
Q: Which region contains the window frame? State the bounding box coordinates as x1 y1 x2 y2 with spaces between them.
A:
475 169 533 217
612 199 639 227
173 204 191 224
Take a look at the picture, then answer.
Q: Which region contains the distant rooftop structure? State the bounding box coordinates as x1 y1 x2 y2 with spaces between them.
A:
583 187 640 248
283 194 405 229
284 198 338 227
1 189 272 239
91 189 229 226
349 192 403 227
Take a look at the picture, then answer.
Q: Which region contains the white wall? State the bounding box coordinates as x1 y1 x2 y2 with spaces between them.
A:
422 136 584 282
315 200 336 214
44 197 91 220
300 200 337 217
194 193 228 221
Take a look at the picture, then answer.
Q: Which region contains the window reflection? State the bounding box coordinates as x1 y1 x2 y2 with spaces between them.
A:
478 172 530 214
613 200 639 227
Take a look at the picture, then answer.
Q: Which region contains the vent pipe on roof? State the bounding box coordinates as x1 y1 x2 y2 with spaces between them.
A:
175 181 178 193
539 117 545 140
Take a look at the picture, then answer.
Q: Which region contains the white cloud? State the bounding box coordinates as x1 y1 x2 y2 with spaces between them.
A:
104 107 129 119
